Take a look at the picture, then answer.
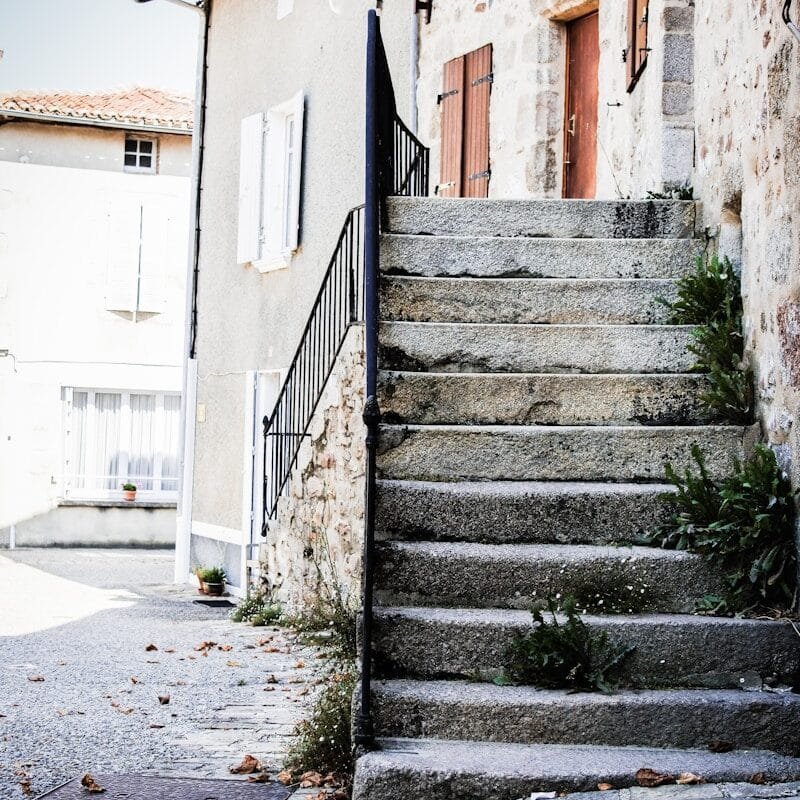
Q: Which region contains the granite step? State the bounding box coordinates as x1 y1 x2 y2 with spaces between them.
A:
374 542 719 613
353 738 800 800
370 680 800 754
378 372 713 426
379 322 696 374
380 277 681 325
381 233 700 279
375 480 675 545
386 197 696 239
373 606 800 688
376 424 756 483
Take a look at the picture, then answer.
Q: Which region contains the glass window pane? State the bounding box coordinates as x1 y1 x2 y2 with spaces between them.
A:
124 154 137 166
70 392 88 490
95 393 122 490
124 138 136 152
139 140 153 154
140 155 152 169
160 395 181 493
129 394 156 491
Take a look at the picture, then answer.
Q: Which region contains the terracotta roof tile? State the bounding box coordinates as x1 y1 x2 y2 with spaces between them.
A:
0 88 193 132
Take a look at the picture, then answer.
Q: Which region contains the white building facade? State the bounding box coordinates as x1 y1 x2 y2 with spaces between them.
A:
0 89 192 546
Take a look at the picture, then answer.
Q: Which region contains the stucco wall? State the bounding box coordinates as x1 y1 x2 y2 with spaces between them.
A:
0 122 191 177
191 0 410 541
692 2 800 493
415 0 693 199
0 158 189 534
264 325 365 612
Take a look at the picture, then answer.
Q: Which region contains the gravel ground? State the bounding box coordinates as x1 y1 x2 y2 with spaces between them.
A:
0 549 321 799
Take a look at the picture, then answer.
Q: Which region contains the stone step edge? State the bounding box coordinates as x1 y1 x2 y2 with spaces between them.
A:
353 738 800 799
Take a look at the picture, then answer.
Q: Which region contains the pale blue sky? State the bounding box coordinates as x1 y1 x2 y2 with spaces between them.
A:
0 0 199 97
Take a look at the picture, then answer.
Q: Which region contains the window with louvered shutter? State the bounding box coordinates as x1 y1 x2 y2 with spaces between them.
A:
627 0 649 92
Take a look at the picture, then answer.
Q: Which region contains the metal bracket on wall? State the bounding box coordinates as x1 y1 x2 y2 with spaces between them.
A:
468 170 491 181
415 0 432 23
437 88 459 104
472 72 493 87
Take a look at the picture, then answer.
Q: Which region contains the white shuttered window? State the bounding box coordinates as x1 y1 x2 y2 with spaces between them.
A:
236 92 304 271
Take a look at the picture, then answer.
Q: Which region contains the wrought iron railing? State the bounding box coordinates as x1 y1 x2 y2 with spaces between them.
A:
261 205 365 530
356 9 429 748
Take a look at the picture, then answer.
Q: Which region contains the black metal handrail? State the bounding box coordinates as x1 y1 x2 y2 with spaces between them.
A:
357 9 429 749
261 205 365 530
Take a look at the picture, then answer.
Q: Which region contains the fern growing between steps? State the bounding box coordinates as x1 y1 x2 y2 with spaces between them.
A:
651 444 798 614
659 253 753 423
497 596 635 694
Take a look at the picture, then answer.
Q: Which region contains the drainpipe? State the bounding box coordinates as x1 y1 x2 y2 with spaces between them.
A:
410 6 419 134
175 0 210 583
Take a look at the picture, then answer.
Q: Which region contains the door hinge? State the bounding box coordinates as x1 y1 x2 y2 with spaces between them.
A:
472 72 493 87
468 170 491 181
435 181 456 194
437 88 459 104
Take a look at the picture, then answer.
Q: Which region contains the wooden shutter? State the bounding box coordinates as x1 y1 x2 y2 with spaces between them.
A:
137 200 169 313
463 43 492 198
237 113 265 264
438 55 464 198
284 90 304 253
627 0 649 91
105 198 141 312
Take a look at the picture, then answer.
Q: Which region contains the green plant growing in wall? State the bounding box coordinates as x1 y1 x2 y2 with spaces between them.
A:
498 596 635 694
651 444 798 614
660 253 753 423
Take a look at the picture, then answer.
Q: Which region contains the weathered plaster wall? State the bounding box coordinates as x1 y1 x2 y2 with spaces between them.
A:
264 326 365 613
693 2 800 492
415 0 694 199
0 122 191 177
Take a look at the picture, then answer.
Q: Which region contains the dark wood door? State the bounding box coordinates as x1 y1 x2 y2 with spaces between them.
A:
439 44 492 198
564 12 599 199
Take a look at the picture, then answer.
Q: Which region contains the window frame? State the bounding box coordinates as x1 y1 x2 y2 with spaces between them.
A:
62 387 180 502
123 135 158 174
626 0 650 93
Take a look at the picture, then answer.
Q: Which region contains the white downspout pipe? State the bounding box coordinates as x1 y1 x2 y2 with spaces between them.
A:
410 6 419 135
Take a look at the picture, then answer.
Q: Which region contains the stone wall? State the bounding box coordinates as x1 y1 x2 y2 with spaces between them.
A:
693 1 800 491
261 325 366 613
415 0 694 199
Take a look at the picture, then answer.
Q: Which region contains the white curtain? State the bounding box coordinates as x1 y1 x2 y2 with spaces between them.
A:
70 391 88 489
160 395 181 492
94 393 122 490
129 394 155 490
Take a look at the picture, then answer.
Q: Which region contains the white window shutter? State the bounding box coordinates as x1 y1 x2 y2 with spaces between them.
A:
137 201 169 313
105 199 141 312
285 90 304 253
237 113 266 265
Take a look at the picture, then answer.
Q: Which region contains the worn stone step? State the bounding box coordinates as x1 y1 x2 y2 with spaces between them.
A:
376 424 755 483
375 542 719 613
379 372 712 426
386 197 697 239
375 480 675 545
382 234 700 279
373 607 800 688
381 277 681 324
353 738 800 800
379 322 695 374
370 680 800 755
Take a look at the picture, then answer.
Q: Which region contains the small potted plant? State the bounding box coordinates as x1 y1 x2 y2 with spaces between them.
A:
121 482 137 501
199 566 226 596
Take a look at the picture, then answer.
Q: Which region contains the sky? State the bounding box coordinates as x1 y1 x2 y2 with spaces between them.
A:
0 0 200 97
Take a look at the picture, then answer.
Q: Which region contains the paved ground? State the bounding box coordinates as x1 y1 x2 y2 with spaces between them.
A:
0 549 321 799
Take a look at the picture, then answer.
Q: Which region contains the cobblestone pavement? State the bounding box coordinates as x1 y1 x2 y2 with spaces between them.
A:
0 549 322 799
564 781 800 800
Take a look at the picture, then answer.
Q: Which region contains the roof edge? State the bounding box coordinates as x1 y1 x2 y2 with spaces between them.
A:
0 108 193 135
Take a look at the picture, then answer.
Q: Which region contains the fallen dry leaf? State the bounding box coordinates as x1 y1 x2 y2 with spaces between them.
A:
149 723 165 729
226 660 241 667
635 768 674 788
230 754 262 775
265 674 279 684
677 773 705 785
708 739 734 753
264 646 281 653
195 641 216 651
246 773 270 783
299 770 324 788
277 769 293 785
597 784 614 791
145 644 158 652
158 695 170 705
19 779 32 796
130 677 140 685
749 773 767 785
218 644 233 652
27 675 45 682
294 660 305 668
164 647 176 654
264 686 276 692
295 687 310 696
81 773 106 793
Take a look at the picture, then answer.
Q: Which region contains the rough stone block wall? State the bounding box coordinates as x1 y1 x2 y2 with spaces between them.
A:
261 325 366 614
694 1 800 501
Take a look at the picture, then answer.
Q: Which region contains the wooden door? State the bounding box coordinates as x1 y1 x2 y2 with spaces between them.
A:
439 44 492 198
564 12 599 199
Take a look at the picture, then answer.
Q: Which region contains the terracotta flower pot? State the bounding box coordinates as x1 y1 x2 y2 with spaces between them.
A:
123 490 136 502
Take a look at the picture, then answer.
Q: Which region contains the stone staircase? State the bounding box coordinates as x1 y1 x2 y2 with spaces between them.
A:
352 197 800 800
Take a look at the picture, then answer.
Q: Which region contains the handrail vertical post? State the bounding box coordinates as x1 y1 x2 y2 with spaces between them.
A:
356 8 380 751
